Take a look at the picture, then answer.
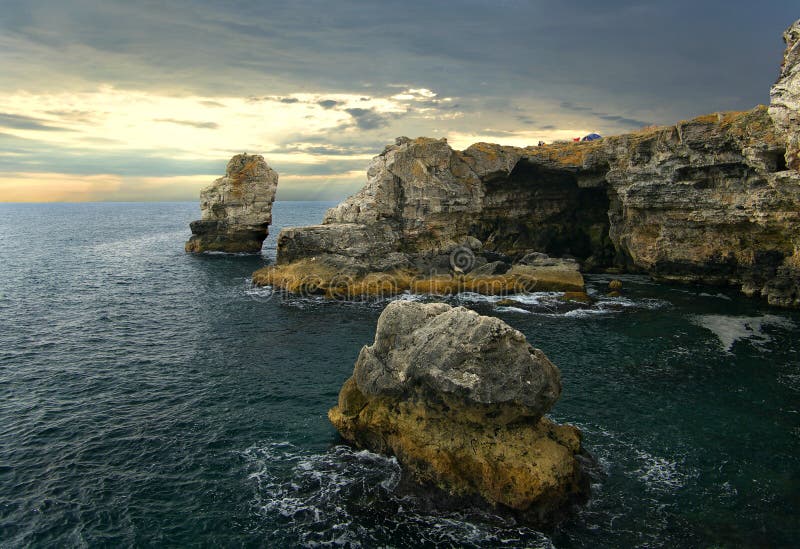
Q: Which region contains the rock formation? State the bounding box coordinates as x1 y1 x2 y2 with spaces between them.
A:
770 19 800 171
185 154 278 253
329 301 589 523
254 20 800 307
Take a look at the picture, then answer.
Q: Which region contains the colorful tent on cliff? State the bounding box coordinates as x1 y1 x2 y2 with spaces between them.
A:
582 133 602 141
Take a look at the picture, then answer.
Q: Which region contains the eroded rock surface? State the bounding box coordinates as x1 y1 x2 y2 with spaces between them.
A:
770 19 800 170
329 301 588 523
185 154 278 253
256 20 800 307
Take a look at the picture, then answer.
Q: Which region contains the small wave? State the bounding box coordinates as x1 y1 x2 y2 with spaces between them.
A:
87 230 187 256
243 279 278 303
563 308 614 318
391 292 428 303
697 292 733 301
495 306 531 314
570 422 693 496
202 250 262 256
690 314 796 352
779 373 800 392
251 284 671 320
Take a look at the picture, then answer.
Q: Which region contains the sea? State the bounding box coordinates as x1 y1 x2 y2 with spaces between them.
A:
0 201 798 548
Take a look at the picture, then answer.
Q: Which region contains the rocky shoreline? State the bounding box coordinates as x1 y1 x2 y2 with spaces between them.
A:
253 20 800 308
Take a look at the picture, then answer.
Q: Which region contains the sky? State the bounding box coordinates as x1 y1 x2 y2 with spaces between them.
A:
0 1 796 202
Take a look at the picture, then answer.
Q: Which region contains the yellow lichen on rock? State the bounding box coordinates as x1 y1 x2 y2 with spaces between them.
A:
252 261 584 298
329 382 586 516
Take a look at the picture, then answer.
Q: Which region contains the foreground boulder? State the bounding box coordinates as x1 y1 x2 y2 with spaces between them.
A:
255 20 800 307
329 301 589 524
185 154 278 253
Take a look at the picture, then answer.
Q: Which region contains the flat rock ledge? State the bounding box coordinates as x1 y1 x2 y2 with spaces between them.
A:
328 301 590 525
251 251 584 298
185 154 278 253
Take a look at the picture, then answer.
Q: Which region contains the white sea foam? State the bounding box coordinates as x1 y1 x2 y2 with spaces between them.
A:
391 292 427 302
563 308 614 318
632 450 687 493
495 306 531 314
570 422 694 496
240 442 554 547
691 314 796 352
243 278 277 302
260 282 671 320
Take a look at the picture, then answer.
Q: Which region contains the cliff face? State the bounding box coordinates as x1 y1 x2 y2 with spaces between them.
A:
770 20 800 171
185 154 278 253
259 20 800 307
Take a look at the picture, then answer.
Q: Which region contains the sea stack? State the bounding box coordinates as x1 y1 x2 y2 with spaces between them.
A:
185 154 278 253
328 301 589 524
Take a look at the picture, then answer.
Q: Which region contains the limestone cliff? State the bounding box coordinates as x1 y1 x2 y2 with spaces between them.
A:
255 20 800 307
770 19 800 170
185 154 278 253
329 301 589 524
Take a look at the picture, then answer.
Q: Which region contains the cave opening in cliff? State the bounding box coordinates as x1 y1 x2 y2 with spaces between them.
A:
474 159 616 270
771 149 788 172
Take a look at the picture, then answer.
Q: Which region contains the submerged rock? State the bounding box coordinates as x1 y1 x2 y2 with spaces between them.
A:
185 154 278 253
255 20 800 308
328 301 589 524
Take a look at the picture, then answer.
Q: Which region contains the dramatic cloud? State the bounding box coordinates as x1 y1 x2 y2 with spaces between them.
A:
0 113 72 132
344 108 393 130
560 101 652 129
0 0 796 201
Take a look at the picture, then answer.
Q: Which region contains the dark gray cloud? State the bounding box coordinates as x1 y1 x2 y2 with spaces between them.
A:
560 102 592 113
1 1 795 117
344 108 392 130
317 99 340 109
0 113 71 132
155 118 219 129
594 113 651 128
560 101 651 130
515 115 535 126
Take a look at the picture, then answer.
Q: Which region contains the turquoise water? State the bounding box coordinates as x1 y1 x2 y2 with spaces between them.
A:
0 202 798 548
